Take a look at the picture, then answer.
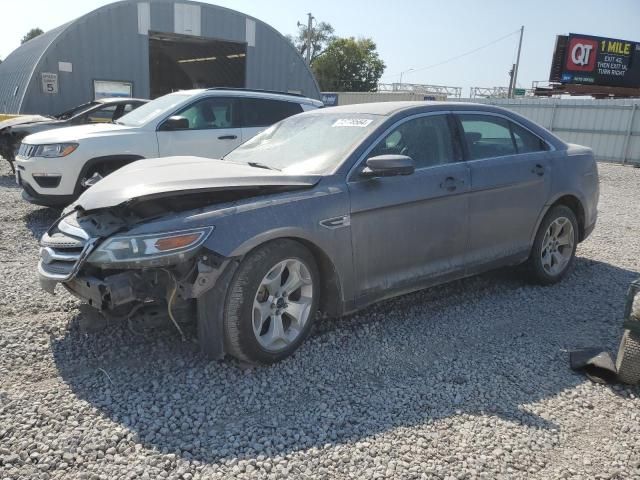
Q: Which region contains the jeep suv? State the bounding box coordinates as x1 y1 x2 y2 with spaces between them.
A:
15 89 323 206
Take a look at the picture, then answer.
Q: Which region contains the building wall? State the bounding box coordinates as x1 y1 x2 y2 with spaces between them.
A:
0 0 320 115
0 24 69 114
21 1 149 114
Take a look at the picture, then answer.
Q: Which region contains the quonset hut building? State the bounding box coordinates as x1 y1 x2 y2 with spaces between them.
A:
0 0 321 114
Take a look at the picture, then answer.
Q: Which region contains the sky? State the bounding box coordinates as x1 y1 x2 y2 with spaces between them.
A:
1 0 639 95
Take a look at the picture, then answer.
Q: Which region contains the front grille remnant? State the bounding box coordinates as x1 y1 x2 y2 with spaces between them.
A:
39 214 92 281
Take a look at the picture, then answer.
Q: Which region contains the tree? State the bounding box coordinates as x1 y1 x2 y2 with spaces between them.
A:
287 21 335 63
21 28 44 44
312 37 386 92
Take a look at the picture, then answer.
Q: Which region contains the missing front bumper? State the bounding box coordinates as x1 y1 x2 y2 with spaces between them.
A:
64 272 141 311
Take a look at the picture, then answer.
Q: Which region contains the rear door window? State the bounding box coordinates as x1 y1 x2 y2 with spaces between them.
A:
458 115 516 160
241 98 303 127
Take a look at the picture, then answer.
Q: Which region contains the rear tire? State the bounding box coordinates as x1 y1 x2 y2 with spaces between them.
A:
616 330 640 385
526 205 578 285
223 240 320 365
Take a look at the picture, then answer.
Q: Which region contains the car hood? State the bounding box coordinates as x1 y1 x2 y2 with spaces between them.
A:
0 115 52 130
73 156 321 211
23 123 136 144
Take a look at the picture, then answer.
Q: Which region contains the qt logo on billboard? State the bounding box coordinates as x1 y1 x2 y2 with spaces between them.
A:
566 37 598 71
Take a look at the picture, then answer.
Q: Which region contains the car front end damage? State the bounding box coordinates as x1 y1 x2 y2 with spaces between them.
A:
38 208 235 356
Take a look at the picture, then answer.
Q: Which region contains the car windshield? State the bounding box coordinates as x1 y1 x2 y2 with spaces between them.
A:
116 93 191 127
224 112 382 174
55 101 99 120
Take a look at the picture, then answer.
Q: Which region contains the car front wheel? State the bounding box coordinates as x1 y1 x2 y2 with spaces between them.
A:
527 205 579 285
223 240 320 365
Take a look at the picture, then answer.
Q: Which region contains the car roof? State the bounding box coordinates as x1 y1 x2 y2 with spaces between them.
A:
96 97 149 104
311 101 567 151
317 101 493 116
166 88 323 107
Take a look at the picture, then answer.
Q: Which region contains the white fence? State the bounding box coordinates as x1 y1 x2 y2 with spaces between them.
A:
453 98 640 165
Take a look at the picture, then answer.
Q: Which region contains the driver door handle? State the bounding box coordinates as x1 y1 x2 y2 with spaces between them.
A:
218 135 238 140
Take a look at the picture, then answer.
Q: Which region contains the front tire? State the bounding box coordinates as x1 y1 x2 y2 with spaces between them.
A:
527 205 579 285
223 240 320 365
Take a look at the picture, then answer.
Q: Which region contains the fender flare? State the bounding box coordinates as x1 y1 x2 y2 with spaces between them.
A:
217 230 347 318
529 192 587 246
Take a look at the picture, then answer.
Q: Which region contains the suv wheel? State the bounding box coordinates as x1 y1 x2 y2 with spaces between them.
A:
527 205 578 285
223 240 320 365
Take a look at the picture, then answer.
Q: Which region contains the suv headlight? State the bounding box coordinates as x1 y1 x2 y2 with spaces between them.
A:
87 227 213 268
34 143 78 158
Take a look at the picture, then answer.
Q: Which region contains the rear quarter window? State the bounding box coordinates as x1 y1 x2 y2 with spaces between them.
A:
241 98 303 127
510 122 549 153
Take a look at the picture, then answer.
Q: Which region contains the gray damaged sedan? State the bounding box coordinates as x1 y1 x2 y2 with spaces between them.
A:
39 102 599 364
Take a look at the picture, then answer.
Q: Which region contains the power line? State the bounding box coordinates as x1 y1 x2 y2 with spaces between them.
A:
384 28 522 80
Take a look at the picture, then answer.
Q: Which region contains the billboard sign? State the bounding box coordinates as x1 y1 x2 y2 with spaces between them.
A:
321 93 339 107
551 33 640 88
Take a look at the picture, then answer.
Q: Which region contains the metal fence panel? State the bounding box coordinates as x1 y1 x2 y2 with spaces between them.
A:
454 98 640 165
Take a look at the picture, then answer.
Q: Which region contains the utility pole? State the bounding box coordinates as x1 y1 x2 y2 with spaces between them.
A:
508 63 516 98
305 12 314 65
511 25 524 98
399 68 414 88
297 13 315 65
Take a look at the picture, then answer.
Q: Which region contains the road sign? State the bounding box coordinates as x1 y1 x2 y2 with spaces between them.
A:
41 73 58 94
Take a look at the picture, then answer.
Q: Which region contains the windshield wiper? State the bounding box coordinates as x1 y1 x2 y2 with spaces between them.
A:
247 161 280 171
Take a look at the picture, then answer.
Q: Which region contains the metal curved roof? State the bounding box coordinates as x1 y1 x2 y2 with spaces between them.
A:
0 22 70 113
0 0 320 114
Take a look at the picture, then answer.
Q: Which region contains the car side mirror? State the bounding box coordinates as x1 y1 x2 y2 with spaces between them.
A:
361 154 415 177
160 116 189 131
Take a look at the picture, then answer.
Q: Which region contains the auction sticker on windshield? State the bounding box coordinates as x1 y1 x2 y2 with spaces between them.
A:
332 119 373 127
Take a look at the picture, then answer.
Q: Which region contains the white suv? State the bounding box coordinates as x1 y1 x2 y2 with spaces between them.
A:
15 89 323 206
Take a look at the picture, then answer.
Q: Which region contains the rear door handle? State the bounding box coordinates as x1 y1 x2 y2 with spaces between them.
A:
532 164 545 176
218 135 238 140
440 176 464 192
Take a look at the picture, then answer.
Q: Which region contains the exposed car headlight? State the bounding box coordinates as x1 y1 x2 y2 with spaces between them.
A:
87 227 213 268
34 143 78 158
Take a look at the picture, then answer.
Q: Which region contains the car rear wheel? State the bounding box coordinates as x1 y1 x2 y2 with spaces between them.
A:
527 205 578 285
223 240 320 365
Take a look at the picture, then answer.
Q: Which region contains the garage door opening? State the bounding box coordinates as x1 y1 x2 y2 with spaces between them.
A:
149 31 246 98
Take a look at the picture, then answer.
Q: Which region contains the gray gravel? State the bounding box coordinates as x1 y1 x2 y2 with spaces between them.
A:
1 160 639 480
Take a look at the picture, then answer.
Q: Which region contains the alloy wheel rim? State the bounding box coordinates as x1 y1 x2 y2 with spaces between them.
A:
541 217 574 276
252 258 313 352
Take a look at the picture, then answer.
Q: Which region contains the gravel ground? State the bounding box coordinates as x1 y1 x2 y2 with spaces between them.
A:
0 160 639 480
